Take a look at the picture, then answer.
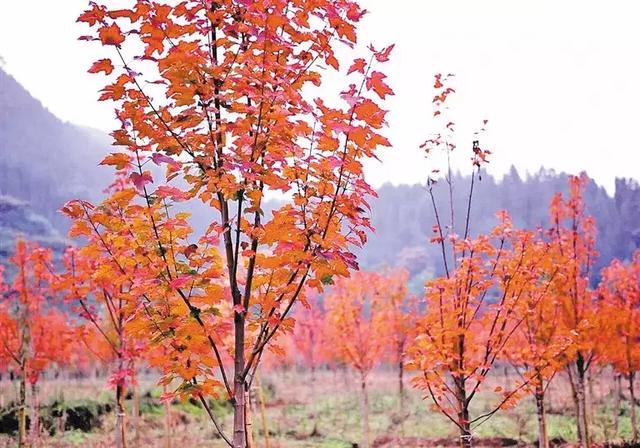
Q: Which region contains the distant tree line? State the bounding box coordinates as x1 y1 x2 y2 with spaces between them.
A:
360 167 640 289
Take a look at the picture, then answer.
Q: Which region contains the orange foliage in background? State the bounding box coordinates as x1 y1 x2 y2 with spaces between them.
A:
0 241 76 445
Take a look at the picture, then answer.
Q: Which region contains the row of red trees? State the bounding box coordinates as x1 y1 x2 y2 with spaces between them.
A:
396 72 638 448
408 172 599 448
259 177 640 448
1 175 639 448
0 240 146 446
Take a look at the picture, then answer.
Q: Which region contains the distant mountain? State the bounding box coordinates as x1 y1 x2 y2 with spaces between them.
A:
358 168 640 290
0 195 68 270
0 68 110 232
2 68 639 286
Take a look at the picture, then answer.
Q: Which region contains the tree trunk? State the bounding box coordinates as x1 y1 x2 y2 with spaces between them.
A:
586 369 595 429
18 364 27 448
1 373 5 409
163 385 172 448
29 382 39 443
459 417 472 448
360 373 370 448
456 385 472 448
115 382 127 448
232 311 247 448
629 372 638 442
614 373 622 435
309 365 319 436
573 354 590 448
398 354 404 411
246 389 255 448
534 381 549 448
132 376 139 445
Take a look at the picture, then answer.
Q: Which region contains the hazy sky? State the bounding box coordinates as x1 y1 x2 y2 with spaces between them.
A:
1 1 639 193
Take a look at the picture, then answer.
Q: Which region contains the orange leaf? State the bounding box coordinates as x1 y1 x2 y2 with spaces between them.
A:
98 23 125 46
88 59 114 75
100 153 130 170
366 71 394 99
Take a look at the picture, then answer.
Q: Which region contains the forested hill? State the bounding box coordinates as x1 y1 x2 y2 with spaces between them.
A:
1 68 639 282
0 68 109 231
358 169 640 289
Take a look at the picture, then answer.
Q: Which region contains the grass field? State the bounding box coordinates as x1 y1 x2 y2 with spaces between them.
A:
0 367 636 447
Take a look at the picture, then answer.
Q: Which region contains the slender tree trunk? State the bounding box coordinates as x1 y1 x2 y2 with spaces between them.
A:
132 369 139 445
614 373 622 435
573 354 590 448
534 381 549 448
18 364 27 448
115 297 127 448
360 372 370 448
309 365 319 436
29 382 39 443
455 377 472 448
163 385 172 448
233 312 247 448
17 290 31 448
245 389 254 448
587 369 595 429
629 372 638 442
398 354 404 411
115 381 127 448
454 331 471 448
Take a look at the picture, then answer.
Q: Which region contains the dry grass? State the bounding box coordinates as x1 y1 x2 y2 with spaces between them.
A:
0 366 635 447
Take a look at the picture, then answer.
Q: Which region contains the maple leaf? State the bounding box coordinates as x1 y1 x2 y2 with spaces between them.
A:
183 244 198 258
100 153 130 170
374 44 395 62
347 58 367 75
151 153 180 168
354 99 382 124
77 4 105 26
155 185 188 201
130 171 153 190
98 23 125 46
366 71 394 99
169 276 190 289
88 59 114 75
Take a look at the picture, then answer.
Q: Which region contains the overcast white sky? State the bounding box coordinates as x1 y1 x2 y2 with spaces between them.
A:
1 1 639 194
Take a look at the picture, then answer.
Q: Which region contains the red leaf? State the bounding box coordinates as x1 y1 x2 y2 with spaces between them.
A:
151 153 181 168
88 59 114 75
183 244 198 259
130 171 153 190
155 185 188 201
374 44 395 62
169 275 190 289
